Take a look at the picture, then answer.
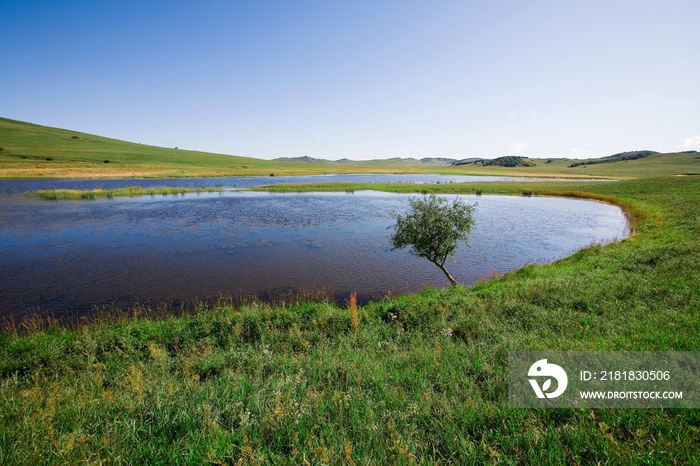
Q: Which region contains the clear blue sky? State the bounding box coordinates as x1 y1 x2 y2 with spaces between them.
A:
1 1 698 160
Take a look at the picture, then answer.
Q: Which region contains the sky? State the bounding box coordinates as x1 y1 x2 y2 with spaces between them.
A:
1 0 699 161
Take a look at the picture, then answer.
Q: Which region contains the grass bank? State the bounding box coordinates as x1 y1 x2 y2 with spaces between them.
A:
1 176 699 464
30 186 225 200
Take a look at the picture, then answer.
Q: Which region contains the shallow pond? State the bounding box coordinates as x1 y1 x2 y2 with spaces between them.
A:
0 188 628 320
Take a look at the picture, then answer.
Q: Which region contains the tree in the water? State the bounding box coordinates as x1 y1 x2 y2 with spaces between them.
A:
390 194 476 285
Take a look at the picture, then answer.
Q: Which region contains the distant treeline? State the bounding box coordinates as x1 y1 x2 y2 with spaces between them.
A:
569 151 658 168
453 156 535 167
480 156 535 167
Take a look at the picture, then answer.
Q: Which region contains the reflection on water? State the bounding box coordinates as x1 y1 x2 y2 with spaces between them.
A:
0 191 628 320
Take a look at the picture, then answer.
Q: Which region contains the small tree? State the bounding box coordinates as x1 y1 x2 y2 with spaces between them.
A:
390 194 475 286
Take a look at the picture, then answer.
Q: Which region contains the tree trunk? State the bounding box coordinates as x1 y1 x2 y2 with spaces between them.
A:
433 261 457 286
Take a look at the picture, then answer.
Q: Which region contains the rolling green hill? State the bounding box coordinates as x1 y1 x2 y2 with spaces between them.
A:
0 117 316 178
1 116 699 179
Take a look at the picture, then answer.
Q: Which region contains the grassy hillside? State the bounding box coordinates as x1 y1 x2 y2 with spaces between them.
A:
537 152 700 178
1 175 699 464
0 117 350 178
3 116 699 178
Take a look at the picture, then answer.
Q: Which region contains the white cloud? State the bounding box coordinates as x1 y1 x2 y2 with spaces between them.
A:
508 111 517 119
508 142 529 154
570 148 579 153
678 135 700 149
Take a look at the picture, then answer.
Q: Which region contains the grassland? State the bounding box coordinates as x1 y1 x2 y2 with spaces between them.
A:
0 117 309 179
30 186 225 200
3 116 699 179
1 173 699 464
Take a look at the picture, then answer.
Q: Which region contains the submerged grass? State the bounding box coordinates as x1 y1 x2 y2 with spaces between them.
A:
31 186 225 200
1 176 699 464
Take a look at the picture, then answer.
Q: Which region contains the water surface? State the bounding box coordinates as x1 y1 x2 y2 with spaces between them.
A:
0 190 628 320
0 173 598 195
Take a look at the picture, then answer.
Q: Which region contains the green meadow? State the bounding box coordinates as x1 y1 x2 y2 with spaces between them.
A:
0 117 307 179
3 116 699 179
1 171 699 464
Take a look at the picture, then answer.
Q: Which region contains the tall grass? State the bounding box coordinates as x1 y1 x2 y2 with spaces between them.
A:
348 292 359 336
32 186 224 200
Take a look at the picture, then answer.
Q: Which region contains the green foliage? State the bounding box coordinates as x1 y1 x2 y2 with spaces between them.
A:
391 194 475 285
481 155 535 167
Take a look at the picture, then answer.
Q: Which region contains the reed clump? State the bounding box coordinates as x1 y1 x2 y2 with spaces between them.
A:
348 291 359 335
31 186 224 200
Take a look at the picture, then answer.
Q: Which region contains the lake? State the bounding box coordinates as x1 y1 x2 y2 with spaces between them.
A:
0 173 604 195
0 181 628 321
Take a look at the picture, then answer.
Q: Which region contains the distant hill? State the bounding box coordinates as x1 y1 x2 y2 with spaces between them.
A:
272 156 458 166
569 150 659 168
452 158 484 166
273 156 334 163
605 150 659 159
420 157 458 165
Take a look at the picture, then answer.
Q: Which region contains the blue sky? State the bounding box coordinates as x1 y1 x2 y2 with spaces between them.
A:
1 1 699 160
